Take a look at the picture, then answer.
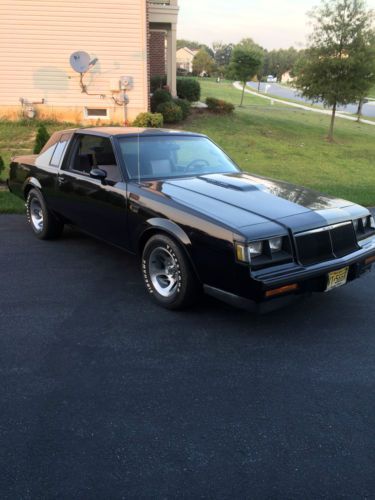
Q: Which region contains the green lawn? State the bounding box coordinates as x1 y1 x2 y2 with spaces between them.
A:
0 191 25 213
179 79 375 206
1 81 375 214
0 120 73 182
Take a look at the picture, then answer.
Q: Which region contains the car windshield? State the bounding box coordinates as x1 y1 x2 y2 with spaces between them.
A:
117 135 240 180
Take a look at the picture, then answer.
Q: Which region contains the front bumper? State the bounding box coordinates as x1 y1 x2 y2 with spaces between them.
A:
205 234 375 312
252 234 375 289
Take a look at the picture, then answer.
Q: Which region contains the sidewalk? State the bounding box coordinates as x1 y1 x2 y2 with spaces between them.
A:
233 82 375 126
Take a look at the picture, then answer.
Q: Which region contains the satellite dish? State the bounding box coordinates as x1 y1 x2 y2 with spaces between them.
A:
70 51 91 73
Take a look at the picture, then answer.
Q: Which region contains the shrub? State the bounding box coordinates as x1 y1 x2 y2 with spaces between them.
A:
33 124 50 154
132 112 163 128
177 78 201 102
151 88 172 112
156 101 183 123
0 155 4 177
150 75 167 93
173 98 191 120
206 97 235 114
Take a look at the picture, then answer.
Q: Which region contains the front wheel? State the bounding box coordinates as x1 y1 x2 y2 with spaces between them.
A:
142 234 199 310
26 188 64 240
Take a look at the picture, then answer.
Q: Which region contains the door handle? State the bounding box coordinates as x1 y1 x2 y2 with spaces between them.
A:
57 176 68 185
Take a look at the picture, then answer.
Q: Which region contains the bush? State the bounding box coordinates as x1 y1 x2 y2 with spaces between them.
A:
0 155 4 177
150 75 167 93
33 124 50 154
173 98 191 120
151 89 172 112
156 101 183 123
206 97 235 114
177 78 201 102
132 112 163 128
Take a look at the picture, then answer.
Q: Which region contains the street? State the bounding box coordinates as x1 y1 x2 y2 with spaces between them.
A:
248 81 375 118
1 215 375 498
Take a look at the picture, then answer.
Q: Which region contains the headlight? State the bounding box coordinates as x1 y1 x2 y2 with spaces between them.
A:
353 215 375 240
248 241 263 257
269 236 282 252
235 235 292 267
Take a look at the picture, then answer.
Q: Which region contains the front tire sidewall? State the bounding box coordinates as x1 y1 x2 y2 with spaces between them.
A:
142 235 195 310
26 188 63 240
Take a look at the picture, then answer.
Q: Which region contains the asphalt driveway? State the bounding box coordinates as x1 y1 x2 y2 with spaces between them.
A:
1 215 375 499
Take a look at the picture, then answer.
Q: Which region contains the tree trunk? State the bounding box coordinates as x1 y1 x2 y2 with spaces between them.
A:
356 99 363 122
328 102 336 142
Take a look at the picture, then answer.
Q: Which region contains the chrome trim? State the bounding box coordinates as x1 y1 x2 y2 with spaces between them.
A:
296 221 352 237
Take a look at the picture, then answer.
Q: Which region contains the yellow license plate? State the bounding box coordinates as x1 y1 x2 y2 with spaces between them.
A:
326 266 349 292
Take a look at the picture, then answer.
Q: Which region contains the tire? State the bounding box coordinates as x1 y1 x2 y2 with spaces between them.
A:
26 188 64 240
142 234 199 310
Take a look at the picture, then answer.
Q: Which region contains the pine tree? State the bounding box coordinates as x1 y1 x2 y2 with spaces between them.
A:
33 124 50 154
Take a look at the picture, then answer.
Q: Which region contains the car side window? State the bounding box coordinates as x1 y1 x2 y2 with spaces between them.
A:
68 135 123 184
50 133 71 167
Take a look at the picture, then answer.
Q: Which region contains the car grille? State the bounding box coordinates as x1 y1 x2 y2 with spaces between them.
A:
295 222 358 266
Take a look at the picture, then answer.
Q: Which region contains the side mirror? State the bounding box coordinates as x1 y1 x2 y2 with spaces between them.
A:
90 168 107 184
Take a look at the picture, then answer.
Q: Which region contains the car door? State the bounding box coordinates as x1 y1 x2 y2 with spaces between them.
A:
55 132 129 248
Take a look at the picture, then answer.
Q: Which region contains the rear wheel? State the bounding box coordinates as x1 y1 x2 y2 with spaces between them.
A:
26 188 64 240
142 234 199 310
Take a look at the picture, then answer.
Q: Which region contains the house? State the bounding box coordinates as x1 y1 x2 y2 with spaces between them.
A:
0 0 179 124
176 47 199 74
281 71 294 84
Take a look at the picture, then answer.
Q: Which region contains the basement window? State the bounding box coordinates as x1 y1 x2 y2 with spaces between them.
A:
84 108 109 119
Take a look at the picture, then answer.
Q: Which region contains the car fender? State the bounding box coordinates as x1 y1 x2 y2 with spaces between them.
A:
146 217 192 247
23 176 42 196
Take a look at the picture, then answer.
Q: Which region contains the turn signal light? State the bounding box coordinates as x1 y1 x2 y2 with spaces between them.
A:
265 283 299 298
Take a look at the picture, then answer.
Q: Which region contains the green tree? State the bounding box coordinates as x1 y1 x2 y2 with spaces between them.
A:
294 0 375 141
33 124 50 154
193 49 216 75
229 46 263 106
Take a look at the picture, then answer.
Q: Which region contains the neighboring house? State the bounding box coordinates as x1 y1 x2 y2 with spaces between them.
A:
281 71 294 84
0 0 179 123
176 47 199 73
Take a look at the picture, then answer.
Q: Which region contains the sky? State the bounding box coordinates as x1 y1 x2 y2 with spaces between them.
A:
177 0 375 50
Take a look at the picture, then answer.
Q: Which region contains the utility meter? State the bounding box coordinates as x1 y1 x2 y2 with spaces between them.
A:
120 76 133 90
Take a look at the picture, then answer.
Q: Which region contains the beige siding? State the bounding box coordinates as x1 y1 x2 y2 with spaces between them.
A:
0 0 148 122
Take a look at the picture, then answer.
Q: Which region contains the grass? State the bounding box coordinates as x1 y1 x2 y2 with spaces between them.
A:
1 81 375 213
0 191 25 213
0 119 74 182
177 79 375 206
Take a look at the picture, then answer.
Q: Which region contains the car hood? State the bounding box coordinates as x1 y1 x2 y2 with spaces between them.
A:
150 172 364 232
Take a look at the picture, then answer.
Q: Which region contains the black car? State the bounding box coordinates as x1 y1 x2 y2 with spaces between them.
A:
8 127 375 311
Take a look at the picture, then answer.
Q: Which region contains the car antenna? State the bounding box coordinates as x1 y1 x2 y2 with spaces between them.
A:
137 133 140 183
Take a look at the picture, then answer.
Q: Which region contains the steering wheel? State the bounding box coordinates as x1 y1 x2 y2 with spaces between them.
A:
185 159 209 172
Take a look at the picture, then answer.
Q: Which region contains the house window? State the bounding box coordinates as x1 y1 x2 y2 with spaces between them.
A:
84 108 109 119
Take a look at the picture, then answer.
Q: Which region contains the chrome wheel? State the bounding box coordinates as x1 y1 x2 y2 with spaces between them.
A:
30 197 44 233
149 247 179 298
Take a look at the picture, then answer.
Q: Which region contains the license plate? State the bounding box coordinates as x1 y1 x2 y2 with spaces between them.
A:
326 266 349 292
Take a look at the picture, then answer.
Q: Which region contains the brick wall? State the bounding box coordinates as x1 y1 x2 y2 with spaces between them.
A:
149 30 166 77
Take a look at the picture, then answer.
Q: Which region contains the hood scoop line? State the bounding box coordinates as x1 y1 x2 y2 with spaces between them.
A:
198 175 260 192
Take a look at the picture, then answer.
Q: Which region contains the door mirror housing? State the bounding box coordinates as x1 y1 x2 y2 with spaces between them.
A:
90 168 107 184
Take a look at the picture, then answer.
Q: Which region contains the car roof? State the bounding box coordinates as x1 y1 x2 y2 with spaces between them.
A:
74 127 206 138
